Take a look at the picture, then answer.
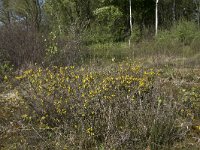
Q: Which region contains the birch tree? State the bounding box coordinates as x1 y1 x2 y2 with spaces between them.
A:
155 0 159 36
129 0 132 47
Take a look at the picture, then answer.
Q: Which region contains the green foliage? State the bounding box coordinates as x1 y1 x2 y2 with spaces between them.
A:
130 25 141 42
153 21 200 57
89 5 124 43
0 61 13 82
172 21 200 45
94 5 122 24
43 0 75 34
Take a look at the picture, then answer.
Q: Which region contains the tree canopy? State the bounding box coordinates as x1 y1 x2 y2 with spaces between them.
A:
0 0 199 42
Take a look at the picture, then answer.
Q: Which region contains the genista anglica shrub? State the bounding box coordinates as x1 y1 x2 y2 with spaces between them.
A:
14 64 186 149
16 64 154 124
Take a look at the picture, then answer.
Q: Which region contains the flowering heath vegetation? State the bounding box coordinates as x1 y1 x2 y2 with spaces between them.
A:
16 64 155 125
1 63 199 149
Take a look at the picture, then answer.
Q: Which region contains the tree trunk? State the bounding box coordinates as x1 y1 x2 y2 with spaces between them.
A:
172 0 176 24
129 0 133 47
155 0 159 36
194 0 200 28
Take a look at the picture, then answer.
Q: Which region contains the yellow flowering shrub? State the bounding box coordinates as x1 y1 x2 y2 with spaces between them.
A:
16 64 156 126
2 63 193 149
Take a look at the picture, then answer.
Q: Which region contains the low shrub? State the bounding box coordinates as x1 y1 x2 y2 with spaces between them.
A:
7 64 187 149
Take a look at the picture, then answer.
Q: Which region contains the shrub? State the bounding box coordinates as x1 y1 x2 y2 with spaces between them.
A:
172 21 199 46
44 30 88 66
10 64 187 149
0 24 46 67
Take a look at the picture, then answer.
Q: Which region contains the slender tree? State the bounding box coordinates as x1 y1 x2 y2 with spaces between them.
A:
129 0 132 47
155 0 159 36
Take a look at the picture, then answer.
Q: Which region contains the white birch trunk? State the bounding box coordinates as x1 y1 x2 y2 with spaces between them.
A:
155 0 159 36
197 5 200 28
129 0 132 47
129 0 133 33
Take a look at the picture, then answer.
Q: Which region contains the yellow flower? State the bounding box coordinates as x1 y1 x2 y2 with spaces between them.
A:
4 75 8 80
139 79 145 87
87 127 94 136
